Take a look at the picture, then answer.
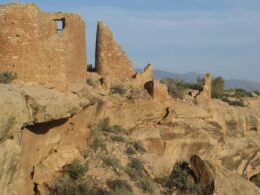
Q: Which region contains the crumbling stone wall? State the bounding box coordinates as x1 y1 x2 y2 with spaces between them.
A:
95 21 136 80
196 73 212 105
129 64 153 88
0 3 87 90
145 80 171 101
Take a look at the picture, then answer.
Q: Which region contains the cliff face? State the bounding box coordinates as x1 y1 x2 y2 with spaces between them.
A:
0 84 90 194
0 81 260 195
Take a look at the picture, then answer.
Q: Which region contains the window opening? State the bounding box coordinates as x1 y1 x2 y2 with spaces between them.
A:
55 18 65 32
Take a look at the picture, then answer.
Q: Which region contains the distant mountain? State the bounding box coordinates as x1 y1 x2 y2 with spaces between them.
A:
136 68 260 91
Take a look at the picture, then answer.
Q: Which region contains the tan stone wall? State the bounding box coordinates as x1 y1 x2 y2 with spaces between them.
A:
196 73 212 105
129 64 153 88
95 21 136 80
0 3 87 90
145 80 171 101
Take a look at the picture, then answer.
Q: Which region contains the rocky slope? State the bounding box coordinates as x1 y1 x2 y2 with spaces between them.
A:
0 80 260 195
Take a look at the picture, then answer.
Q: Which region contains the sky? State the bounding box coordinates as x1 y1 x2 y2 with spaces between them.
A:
1 0 260 82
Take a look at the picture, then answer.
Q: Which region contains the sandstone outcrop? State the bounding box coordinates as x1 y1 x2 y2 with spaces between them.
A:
0 84 89 143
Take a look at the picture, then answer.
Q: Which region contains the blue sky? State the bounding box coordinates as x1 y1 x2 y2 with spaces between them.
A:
1 0 260 81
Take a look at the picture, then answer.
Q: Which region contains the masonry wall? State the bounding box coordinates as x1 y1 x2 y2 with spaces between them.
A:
196 73 212 105
0 3 87 90
129 64 153 89
95 21 136 80
145 80 171 101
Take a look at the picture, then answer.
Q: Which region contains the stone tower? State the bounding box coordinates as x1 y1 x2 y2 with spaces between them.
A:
0 3 87 91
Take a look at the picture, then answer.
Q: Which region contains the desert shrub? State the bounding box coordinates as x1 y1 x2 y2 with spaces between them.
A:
90 137 106 151
102 155 121 169
68 160 88 180
113 187 134 195
132 141 146 153
48 175 109 195
0 71 16 84
98 118 124 133
126 146 137 155
250 174 260 188
48 175 90 195
111 135 125 142
110 84 127 95
211 76 224 99
233 88 252 98
161 78 202 99
126 158 145 180
107 179 133 193
168 161 195 192
138 178 155 193
226 120 238 132
221 97 245 107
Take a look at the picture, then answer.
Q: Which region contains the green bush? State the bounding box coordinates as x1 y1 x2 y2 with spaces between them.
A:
48 175 109 195
211 76 224 99
222 97 245 107
68 160 88 180
48 175 90 195
107 179 133 193
113 187 134 195
126 158 145 180
233 88 252 98
98 118 124 133
0 71 17 84
90 137 106 151
102 155 121 169
168 161 195 192
138 178 155 193
111 135 125 142
161 78 203 99
110 85 127 95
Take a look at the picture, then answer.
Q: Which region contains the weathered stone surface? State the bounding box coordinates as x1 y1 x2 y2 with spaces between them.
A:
190 155 215 195
95 21 136 81
0 84 89 142
145 80 171 101
0 140 21 195
0 3 87 91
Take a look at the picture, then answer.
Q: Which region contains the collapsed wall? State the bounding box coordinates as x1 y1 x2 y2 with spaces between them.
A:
0 3 87 91
95 21 136 80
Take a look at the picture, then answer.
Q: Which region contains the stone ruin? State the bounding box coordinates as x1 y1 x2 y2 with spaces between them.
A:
94 21 172 101
195 73 212 105
0 3 87 91
95 21 136 80
0 3 212 104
